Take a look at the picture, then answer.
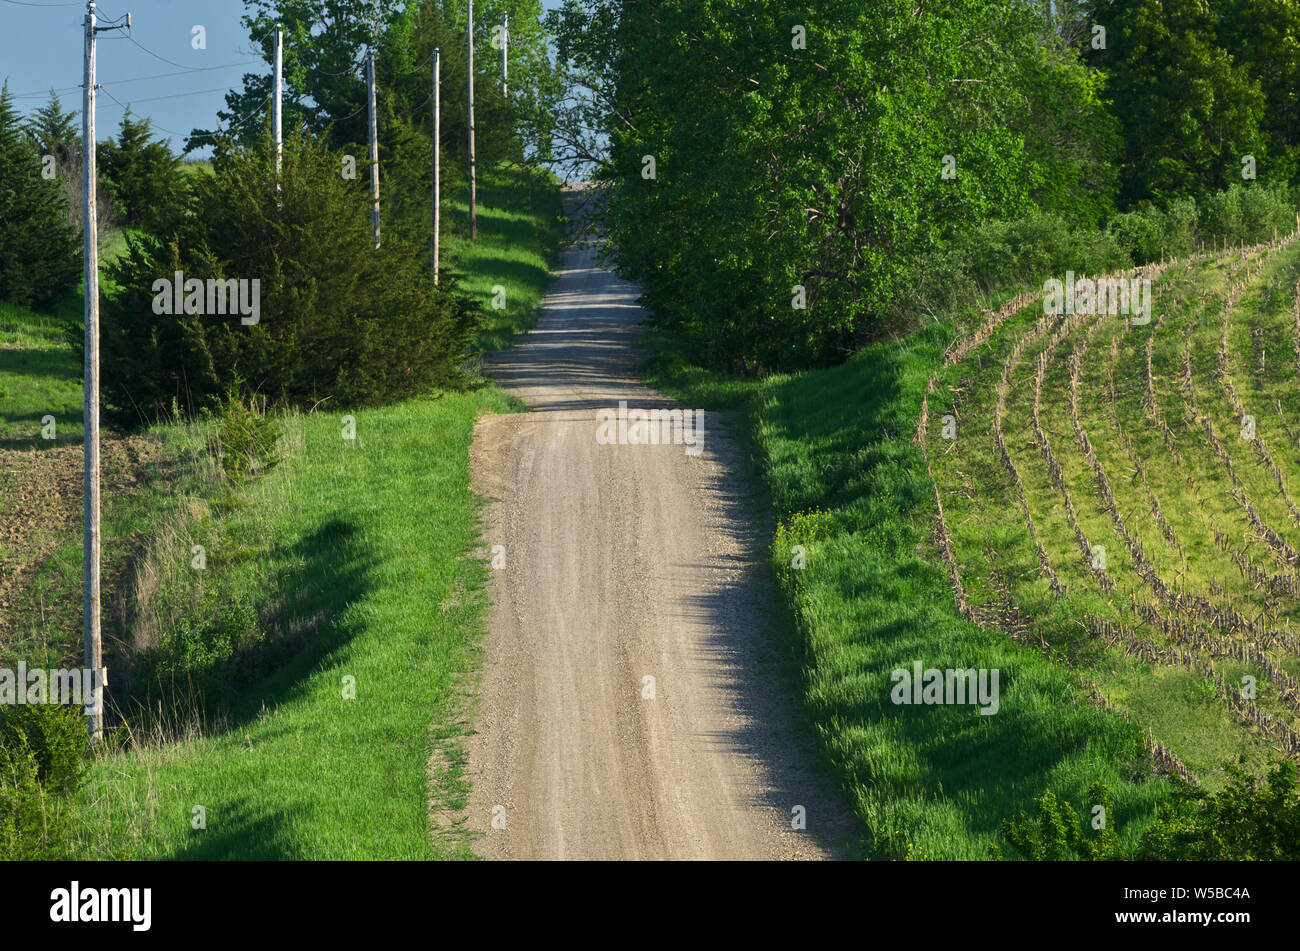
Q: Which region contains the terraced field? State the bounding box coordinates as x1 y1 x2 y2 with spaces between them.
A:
921 230 1300 786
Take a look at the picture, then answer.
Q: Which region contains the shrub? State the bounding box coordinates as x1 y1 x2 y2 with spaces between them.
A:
1137 761 1300 860
212 388 281 487
0 704 89 860
1200 183 1295 247
992 761 1300 860
1107 209 1166 264
94 126 482 423
988 779 1123 860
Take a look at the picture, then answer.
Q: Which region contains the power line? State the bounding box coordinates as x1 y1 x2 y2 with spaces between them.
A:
99 85 272 139
123 32 258 71
99 83 241 105
9 85 83 99
0 0 82 7
9 59 253 101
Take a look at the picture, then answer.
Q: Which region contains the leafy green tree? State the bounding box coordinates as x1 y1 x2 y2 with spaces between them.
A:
187 1 551 248
1017 37 1121 227
1090 0 1267 204
544 0 624 179
98 110 186 236
1216 0 1300 184
576 0 1097 371
186 0 403 154
0 83 81 309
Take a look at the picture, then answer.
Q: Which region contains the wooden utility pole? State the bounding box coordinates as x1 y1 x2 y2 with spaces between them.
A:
81 0 101 743
502 14 508 97
367 47 380 250
468 0 477 241
81 1 127 741
273 25 283 178
433 46 440 283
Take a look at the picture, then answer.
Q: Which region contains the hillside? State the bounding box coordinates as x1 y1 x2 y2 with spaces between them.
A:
925 234 1300 784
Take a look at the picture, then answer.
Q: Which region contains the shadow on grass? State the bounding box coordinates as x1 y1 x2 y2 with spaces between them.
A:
123 516 379 741
0 345 80 383
171 794 298 859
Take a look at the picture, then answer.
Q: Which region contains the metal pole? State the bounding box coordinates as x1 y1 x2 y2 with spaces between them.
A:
468 0 476 242
273 25 283 178
367 48 380 250
82 0 102 742
433 46 440 283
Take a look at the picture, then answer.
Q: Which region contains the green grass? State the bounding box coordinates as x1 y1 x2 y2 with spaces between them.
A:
3 160 560 859
643 321 1175 860
443 163 564 351
0 297 84 447
74 390 518 858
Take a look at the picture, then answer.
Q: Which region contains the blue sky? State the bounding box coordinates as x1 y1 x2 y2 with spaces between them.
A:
1 0 564 155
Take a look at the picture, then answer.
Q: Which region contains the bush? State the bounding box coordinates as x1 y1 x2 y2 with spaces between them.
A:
1200 183 1296 247
213 388 281 487
1107 209 1166 264
94 127 482 423
988 779 1123 861
951 214 1130 296
1137 761 1300 860
992 761 1300 860
0 704 89 860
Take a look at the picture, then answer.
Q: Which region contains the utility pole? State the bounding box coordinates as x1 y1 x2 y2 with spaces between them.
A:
433 46 440 283
502 14 508 97
81 0 128 742
468 0 477 241
367 47 380 250
273 24 283 178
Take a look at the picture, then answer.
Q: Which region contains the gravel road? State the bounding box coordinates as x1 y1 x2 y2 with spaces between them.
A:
463 188 852 860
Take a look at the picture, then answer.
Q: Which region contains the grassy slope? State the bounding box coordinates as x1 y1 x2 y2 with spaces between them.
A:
0 163 561 858
445 163 564 351
1 297 84 447
644 317 1172 859
76 391 516 859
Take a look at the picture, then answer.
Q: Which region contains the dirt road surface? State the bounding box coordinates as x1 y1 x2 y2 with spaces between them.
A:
464 188 851 860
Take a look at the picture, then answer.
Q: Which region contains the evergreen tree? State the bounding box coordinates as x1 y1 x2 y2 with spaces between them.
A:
0 83 81 309
24 90 80 167
98 110 185 235
95 126 481 421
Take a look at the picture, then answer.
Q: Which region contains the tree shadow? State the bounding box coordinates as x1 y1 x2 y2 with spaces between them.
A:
122 517 379 740
171 794 299 860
